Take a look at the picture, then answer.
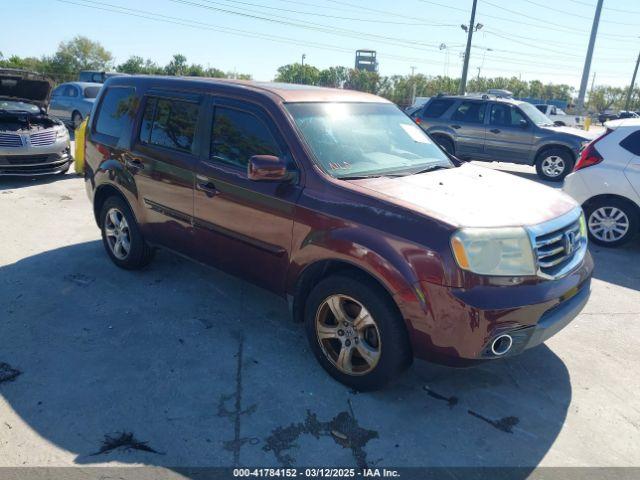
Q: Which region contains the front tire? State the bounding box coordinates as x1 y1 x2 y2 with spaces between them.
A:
584 198 638 247
535 148 574 182
99 196 155 269
304 273 411 391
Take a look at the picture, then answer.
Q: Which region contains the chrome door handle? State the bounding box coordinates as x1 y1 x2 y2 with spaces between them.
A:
196 176 218 197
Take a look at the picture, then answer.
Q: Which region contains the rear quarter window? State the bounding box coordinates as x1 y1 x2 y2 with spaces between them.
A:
139 97 199 153
422 99 455 118
94 87 137 141
620 130 640 156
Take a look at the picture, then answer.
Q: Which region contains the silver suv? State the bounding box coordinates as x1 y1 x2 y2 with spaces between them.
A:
0 69 71 176
412 94 591 181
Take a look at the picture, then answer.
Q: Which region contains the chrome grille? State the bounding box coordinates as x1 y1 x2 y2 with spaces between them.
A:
0 133 22 147
30 130 57 147
534 217 585 278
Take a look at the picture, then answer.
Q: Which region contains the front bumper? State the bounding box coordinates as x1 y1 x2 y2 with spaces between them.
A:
0 145 73 177
396 251 594 365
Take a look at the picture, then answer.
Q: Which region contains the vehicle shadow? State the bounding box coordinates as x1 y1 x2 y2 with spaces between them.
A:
0 241 571 474
0 171 79 191
589 240 640 291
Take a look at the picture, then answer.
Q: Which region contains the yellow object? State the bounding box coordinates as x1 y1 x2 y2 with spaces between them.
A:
74 117 88 175
450 236 470 269
584 116 591 131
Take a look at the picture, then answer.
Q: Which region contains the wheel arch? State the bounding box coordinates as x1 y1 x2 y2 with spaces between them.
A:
93 183 139 228
534 143 576 164
289 258 413 331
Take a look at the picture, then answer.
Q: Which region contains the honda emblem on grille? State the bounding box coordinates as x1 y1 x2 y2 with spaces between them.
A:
564 231 576 255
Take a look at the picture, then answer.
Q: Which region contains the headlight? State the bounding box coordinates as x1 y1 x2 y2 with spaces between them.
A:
451 227 536 276
56 127 69 140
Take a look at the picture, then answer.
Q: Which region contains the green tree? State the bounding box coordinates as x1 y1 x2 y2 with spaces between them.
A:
274 63 320 85
48 36 113 79
164 54 188 76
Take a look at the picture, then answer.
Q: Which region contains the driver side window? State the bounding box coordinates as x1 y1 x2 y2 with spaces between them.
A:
490 104 523 127
210 106 281 169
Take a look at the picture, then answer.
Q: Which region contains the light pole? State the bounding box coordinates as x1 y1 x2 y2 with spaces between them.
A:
301 54 306 67
576 0 604 114
624 51 640 111
459 0 482 95
476 48 493 81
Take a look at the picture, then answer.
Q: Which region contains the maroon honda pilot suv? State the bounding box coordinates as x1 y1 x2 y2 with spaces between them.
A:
84 76 593 390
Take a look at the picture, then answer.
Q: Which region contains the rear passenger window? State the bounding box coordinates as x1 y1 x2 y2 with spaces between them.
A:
140 97 199 153
94 87 137 139
210 107 281 168
452 101 485 123
620 131 640 155
422 99 454 118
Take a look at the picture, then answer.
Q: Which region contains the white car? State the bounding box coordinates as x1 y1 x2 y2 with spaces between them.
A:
563 118 640 246
535 104 585 129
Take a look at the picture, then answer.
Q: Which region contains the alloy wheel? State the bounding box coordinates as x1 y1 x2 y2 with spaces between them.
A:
541 155 566 178
315 294 381 376
104 207 131 260
588 207 630 243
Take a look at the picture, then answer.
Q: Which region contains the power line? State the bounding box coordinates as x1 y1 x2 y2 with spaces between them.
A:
168 0 460 53
520 0 639 26
51 0 461 68
566 0 640 15
201 0 457 26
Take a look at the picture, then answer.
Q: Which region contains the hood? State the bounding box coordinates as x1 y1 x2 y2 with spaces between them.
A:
346 163 578 228
540 124 596 140
0 69 53 108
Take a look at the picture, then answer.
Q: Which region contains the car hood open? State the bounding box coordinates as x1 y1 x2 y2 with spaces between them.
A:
0 69 54 109
346 163 578 228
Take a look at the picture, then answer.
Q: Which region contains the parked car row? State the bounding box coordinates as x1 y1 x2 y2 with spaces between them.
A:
598 110 640 124
80 75 593 390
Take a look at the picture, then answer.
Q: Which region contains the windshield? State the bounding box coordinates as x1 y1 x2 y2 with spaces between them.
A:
83 86 101 98
286 102 452 179
519 102 553 126
0 99 40 113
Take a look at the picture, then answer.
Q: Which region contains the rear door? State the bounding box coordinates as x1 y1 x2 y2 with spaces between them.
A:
484 103 534 163
125 92 203 255
448 100 488 159
192 96 302 293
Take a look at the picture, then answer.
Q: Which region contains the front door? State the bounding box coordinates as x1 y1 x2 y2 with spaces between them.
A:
484 103 534 163
449 100 487 159
192 97 302 294
126 93 203 255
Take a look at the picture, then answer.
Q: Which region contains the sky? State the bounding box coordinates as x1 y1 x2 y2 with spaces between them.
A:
1 0 639 89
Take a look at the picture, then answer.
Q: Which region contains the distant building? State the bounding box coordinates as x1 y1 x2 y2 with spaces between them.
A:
355 50 378 72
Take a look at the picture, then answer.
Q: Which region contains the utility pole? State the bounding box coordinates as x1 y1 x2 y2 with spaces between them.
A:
577 0 604 114
301 53 306 67
624 51 640 111
459 0 479 95
410 66 417 106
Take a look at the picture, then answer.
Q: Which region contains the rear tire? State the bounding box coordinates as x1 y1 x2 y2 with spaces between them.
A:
304 272 411 391
535 148 574 182
584 198 638 247
99 196 155 269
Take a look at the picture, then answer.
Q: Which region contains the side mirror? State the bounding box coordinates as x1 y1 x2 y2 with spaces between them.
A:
248 155 289 181
519 119 529 128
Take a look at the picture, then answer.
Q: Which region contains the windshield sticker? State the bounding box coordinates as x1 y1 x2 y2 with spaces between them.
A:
328 161 351 170
400 123 432 144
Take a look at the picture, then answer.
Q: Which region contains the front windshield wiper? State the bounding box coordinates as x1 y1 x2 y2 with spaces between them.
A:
390 164 451 176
